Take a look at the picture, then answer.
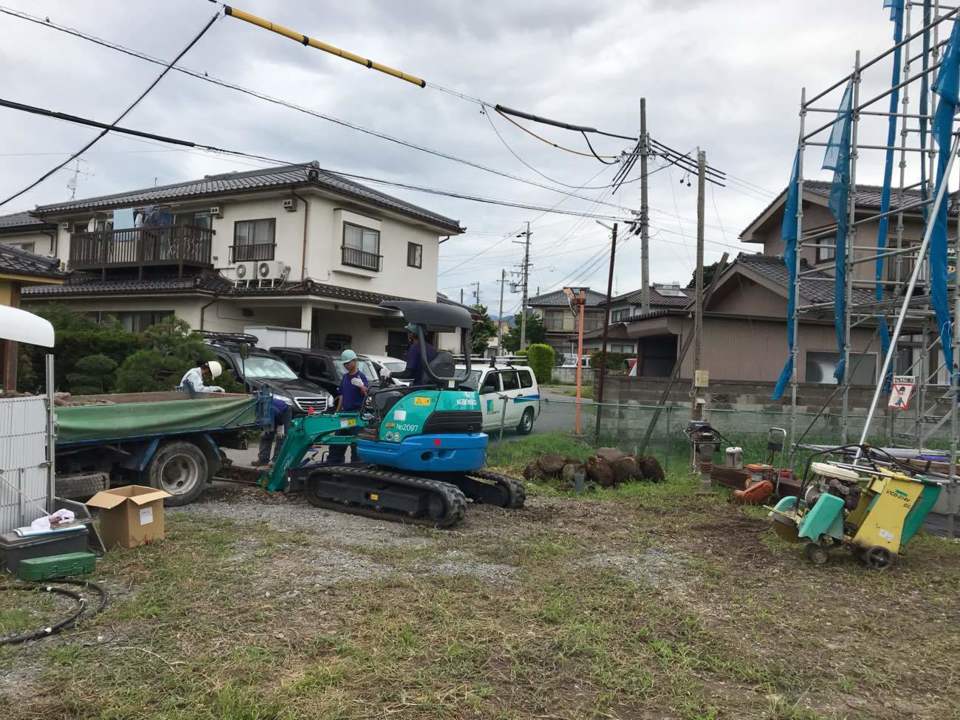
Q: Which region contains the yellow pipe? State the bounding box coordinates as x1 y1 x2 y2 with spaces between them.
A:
224 6 426 88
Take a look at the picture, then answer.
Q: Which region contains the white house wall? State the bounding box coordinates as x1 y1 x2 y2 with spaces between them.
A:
0 230 56 257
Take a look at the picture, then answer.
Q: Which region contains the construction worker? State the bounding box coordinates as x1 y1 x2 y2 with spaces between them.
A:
328 349 368 463
254 396 293 467
179 360 225 396
381 324 437 386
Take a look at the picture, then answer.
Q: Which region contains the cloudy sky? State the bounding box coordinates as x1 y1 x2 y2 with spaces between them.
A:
0 1 915 313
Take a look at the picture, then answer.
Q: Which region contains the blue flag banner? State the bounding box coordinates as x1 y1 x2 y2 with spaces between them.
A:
875 0 904 392
930 17 960 381
823 81 853 383
772 150 801 400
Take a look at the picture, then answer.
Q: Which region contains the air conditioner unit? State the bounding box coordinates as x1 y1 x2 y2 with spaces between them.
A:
282 198 297 212
256 261 290 281
234 263 248 279
210 206 223 218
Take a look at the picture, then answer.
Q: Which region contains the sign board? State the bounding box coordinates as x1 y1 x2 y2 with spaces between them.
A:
694 370 710 388
888 375 916 410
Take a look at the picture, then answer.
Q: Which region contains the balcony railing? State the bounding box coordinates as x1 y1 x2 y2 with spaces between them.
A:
70 225 213 276
341 245 382 272
230 243 276 263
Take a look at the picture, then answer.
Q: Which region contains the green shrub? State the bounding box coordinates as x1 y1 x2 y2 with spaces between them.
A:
590 350 629 372
525 343 555 384
66 354 118 395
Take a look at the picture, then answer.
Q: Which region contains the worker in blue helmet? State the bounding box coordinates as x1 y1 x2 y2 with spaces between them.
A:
381 323 437 386
328 349 368 464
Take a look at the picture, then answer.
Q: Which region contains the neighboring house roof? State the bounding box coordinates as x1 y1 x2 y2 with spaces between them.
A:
605 284 692 309
740 180 959 242
528 288 607 307
0 244 63 282
0 210 56 233
33 161 463 234
718 253 875 306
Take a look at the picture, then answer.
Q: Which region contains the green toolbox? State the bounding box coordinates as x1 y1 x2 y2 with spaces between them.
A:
16 551 97 581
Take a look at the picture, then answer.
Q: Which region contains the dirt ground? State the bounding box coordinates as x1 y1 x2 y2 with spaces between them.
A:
2 472 959 720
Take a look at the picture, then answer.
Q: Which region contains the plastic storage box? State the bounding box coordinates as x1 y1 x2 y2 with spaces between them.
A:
16 551 96 581
0 526 89 573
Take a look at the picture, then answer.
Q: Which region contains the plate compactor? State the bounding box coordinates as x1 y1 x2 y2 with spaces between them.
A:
769 448 943 569
263 301 524 528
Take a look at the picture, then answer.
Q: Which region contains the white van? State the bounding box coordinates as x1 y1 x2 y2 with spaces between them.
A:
459 363 541 435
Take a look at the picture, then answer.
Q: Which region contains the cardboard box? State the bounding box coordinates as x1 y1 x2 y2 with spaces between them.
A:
86 485 171 549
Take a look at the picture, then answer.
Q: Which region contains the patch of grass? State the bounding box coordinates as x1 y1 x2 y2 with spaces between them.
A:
487 431 594 473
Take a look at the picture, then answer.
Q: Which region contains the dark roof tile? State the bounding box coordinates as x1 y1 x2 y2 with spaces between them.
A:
0 244 63 280
735 252 874 305
528 288 607 307
0 210 55 231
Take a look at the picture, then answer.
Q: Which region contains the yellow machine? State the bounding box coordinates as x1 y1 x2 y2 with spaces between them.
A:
770 456 943 569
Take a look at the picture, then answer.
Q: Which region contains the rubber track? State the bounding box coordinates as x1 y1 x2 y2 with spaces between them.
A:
304 465 467 528
464 469 526 509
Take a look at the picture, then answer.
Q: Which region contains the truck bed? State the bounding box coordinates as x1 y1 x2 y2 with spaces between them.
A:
56 393 260 446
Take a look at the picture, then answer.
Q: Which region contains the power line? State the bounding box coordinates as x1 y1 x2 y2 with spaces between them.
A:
0 10 220 209
0 5 634 212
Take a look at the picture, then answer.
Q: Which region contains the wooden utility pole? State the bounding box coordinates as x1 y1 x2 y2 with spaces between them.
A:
496 268 506 353
595 223 618 442
691 149 707 420
639 98 650 314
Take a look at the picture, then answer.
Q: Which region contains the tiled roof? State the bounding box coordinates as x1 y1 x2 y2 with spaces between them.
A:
0 210 55 231
802 180 959 214
0 244 63 280
606 284 692 308
735 252 875 305
528 288 607 307
34 162 463 234
22 271 230 298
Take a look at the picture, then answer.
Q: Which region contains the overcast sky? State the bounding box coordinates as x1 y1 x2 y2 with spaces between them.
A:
0 1 913 314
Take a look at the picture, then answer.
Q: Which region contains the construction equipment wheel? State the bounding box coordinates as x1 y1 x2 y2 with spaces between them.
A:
516 407 535 435
149 441 208 506
804 542 830 566
862 546 893 571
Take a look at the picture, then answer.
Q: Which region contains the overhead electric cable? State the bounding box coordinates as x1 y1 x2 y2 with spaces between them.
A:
0 10 220 209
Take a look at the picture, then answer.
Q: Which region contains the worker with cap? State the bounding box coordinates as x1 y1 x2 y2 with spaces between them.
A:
381 323 437 386
328 349 368 464
179 360 225 396
254 396 293 467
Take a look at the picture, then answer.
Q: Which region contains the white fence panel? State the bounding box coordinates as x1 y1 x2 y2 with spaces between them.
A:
0 396 50 533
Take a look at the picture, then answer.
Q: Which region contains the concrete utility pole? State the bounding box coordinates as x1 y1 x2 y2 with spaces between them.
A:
497 268 506 353
691 149 707 420
639 98 651 314
459 288 464 304
595 223 618 442
471 281 481 306
515 221 532 349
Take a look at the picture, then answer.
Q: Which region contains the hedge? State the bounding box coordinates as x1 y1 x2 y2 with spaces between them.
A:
525 343 555 384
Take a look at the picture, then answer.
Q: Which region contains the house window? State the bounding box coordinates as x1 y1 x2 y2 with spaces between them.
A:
815 243 836 264
342 223 381 271
232 219 276 262
407 242 422 269
90 310 173 333
543 310 567 331
805 351 876 385
4 241 35 254
583 311 605 332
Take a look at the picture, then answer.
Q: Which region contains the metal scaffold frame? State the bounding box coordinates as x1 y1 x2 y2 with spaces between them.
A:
786 1 960 485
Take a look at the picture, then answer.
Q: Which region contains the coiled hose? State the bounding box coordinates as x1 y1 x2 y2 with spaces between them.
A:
0 579 108 645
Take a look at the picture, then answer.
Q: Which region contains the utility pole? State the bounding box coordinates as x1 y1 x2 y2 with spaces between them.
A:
497 268 506 354
564 287 587 436
515 222 532 349
595 223 618 442
471 281 481 306
460 288 464 305
692 149 707 422
639 98 651 314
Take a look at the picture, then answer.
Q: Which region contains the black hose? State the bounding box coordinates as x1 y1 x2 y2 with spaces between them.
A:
0 579 108 645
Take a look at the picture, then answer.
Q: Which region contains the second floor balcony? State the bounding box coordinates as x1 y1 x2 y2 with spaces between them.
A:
69 225 214 277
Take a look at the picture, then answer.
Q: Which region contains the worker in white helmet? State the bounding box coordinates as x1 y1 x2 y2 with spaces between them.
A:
179 359 226 396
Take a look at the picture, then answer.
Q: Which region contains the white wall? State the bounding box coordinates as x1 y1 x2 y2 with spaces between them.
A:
0 230 56 257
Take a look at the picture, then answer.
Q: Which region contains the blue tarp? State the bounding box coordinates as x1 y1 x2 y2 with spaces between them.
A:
930 17 960 381
875 0 905 392
823 82 854 383
772 150 801 401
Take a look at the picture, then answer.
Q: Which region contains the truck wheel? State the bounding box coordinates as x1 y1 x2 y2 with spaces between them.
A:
516 407 535 435
149 441 208 506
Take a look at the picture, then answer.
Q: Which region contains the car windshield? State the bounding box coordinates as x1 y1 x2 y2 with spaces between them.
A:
335 359 378 381
240 355 299 380
384 360 406 372
460 370 481 390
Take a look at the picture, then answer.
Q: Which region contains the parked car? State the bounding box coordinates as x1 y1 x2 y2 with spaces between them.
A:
202 333 333 415
458 363 540 435
270 347 380 399
362 354 409 385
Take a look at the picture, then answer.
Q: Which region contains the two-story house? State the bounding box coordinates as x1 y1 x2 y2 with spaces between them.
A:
527 288 607 359
591 182 940 383
9 161 465 356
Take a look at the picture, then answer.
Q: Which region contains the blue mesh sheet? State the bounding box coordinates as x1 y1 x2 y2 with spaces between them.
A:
772 150 801 401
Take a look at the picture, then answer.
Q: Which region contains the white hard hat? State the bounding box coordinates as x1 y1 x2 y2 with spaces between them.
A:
206 360 223 379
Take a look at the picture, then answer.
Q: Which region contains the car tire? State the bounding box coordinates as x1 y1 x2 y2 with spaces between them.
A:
148 440 209 506
516 407 535 435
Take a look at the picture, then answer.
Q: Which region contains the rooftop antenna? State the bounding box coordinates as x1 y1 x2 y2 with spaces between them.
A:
66 158 93 200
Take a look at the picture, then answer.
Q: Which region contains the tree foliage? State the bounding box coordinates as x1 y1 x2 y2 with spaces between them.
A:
525 343 555 384
589 350 630 372
66 354 119 395
502 312 546 352
470 304 498 355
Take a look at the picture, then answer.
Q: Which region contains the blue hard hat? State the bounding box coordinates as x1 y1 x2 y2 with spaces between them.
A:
340 349 357 363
